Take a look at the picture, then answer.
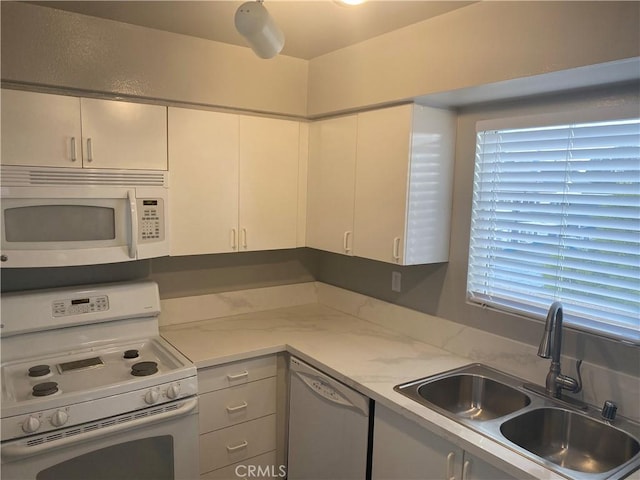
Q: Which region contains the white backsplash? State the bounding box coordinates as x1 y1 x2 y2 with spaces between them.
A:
159 282 318 326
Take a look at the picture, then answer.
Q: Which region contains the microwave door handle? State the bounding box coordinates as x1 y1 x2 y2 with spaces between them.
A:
127 190 138 259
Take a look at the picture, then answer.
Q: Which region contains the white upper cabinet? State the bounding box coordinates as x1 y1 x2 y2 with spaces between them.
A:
168 108 301 256
1 89 167 170
80 97 167 170
239 116 300 252
168 107 239 256
1 89 82 167
354 104 455 265
306 115 358 255
306 103 455 265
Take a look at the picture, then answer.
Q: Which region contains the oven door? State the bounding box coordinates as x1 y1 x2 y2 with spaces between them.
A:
1 397 198 480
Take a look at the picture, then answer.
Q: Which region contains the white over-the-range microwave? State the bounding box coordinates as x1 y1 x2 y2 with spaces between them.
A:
0 165 169 268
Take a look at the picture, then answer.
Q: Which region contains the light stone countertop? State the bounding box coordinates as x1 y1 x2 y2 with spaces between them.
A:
160 302 576 480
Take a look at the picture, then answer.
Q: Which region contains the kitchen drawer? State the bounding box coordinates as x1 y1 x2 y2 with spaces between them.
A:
198 355 277 393
200 450 278 479
199 377 277 434
200 414 277 474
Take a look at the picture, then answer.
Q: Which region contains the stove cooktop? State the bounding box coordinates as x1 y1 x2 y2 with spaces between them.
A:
2 337 193 411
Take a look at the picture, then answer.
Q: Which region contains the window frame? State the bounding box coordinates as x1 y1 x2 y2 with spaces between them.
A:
466 103 640 345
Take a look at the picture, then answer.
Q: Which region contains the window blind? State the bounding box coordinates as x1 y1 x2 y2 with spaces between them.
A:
467 117 640 344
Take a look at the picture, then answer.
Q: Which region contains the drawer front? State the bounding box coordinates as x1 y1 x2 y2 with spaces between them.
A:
199 377 277 434
200 414 277 474
201 451 278 480
198 355 277 393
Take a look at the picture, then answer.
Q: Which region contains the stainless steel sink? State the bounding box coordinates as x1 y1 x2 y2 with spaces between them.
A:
394 363 640 479
411 369 531 420
500 407 640 474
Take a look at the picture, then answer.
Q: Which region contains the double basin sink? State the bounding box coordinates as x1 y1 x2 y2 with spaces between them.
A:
395 364 640 479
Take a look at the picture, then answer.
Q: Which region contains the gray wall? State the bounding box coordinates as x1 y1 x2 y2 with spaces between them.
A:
1 249 320 298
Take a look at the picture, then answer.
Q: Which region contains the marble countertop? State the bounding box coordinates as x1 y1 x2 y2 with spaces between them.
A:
160 302 571 479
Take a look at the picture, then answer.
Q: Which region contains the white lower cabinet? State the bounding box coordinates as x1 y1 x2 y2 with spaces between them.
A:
372 404 517 480
201 451 279 480
198 355 278 479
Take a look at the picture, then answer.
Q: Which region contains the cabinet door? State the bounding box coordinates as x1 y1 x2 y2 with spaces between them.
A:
306 115 358 255
168 107 239 256
239 116 299 251
81 98 167 170
354 105 412 264
462 452 518 480
372 404 463 480
1 89 82 167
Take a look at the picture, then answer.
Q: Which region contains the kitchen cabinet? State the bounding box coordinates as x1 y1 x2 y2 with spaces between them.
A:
1 89 167 170
372 404 518 480
306 114 358 255
168 108 239 256
354 104 455 265
198 355 278 479
168 107 301 256
306 103 455 265
238 115 300 252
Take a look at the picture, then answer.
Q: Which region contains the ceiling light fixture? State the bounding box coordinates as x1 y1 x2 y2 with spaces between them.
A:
234 0 285 59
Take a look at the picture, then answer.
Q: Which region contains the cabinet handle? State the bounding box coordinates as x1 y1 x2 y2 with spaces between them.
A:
227 370 249 381
392 237 401 262
462 460 470 480
70 137 77 162
86 138 93 162
241 228 248 249
343 231 352 253
446 452 456 480
230 228 237 250
226 440 248 452
226 401 248 413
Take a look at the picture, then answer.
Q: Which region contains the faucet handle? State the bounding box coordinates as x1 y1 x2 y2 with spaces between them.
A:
602 400 617 421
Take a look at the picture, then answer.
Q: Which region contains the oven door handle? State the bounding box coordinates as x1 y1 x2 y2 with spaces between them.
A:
1 397 198 461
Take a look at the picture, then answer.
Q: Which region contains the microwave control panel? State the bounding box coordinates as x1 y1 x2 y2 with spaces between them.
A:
138 198 165 243
52 295 109 317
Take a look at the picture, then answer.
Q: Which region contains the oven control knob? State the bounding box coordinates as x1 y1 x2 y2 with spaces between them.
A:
22 415 41 434
144 389 159 405
167 384 181 399
50 410 69 427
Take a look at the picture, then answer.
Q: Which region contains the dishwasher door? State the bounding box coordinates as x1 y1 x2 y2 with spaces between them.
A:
287 356 370 480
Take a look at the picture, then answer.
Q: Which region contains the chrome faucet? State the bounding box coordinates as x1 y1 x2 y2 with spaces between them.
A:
537 301 582 398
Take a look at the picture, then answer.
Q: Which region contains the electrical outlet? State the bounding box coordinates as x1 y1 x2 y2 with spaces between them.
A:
391 271 401 292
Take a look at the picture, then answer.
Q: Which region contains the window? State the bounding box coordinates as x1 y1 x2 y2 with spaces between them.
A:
467 110 640 344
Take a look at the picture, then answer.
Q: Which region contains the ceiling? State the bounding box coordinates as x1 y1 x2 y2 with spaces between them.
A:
27 1 474 60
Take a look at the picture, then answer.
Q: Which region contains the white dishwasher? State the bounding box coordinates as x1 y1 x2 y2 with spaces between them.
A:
287 356 371 480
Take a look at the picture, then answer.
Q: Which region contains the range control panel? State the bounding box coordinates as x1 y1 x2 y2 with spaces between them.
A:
52 295 109 317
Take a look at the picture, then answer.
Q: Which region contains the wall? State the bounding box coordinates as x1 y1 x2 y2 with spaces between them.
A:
3 2 638 118
307 1 640 116
0 2 308 117
0 249 321 298
316 82 640 375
